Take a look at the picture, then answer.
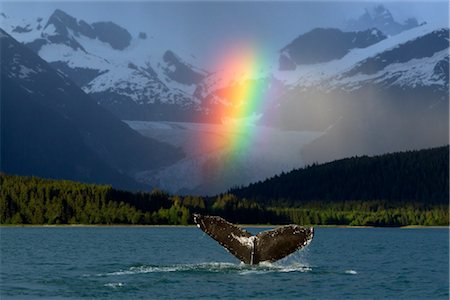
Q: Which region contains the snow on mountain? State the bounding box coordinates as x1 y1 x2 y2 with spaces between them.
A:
330 49 448 91
1 13 44 43
1 29 182 190
161 50 207 86
1 9 448 124
2 8 447 194
278 28 386 69
1 10 203 119
275 24 448 90
331 28 449 91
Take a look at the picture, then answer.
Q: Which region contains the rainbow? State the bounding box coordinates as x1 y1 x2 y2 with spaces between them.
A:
211 42 272 152
195 42 282 188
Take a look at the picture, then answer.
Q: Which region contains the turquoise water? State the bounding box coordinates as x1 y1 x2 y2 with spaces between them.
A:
1 227 448 299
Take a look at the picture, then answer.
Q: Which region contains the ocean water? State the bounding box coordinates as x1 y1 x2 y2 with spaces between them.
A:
0 227 448 299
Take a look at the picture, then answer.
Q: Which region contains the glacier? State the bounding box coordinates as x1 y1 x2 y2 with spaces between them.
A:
126 121 322 195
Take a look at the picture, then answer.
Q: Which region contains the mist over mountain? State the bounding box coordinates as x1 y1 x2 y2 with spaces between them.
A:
1 3 448 194
275 26 449 163
345 5 421 36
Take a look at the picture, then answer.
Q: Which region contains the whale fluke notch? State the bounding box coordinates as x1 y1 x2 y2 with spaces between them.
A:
193 214 314 265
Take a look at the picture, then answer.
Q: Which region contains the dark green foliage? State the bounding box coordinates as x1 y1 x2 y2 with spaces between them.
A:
264 202 449 226
1 147 448 226
0 174 202 225
208 196 448 227
211 194 268 224
229 146 449 206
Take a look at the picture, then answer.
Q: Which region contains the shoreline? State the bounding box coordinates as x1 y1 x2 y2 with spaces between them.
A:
1 224 448 229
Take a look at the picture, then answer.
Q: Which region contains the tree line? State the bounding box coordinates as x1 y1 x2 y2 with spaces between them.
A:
1 146 448 226
0 174 205 225
0 174 448 226
209 193 448 226
228 146 449 206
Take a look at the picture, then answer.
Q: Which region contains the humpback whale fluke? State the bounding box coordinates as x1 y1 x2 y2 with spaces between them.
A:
193 214 314 265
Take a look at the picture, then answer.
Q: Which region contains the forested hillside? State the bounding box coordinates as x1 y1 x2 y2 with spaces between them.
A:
229 146 449 206
1 147 448 226
0 174 205 225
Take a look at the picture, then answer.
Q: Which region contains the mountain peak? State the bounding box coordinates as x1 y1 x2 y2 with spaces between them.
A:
45 9 77 36
50 9 76 23
346 5 420 36
1 30 182 190
366 5 394 22
43 9 131 50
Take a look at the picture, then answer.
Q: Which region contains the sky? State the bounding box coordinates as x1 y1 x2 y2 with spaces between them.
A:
1 1 448 66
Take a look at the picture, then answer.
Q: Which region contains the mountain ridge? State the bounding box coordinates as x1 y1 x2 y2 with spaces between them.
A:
345 5 421 36
279 27 386 69
2 8 446 123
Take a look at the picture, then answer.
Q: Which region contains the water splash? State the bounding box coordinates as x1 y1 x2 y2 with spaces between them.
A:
104 282 125 288
98 262 312 277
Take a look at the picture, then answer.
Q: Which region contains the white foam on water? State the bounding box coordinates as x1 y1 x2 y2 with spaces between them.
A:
239 261 312 275
99 261 312 277
278 265 312 273
345 270 358 275
101 262 238 276
104 282 125 288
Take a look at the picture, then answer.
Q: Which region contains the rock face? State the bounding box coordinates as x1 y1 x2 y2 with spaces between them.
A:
91 21 132 50
162 50 206 85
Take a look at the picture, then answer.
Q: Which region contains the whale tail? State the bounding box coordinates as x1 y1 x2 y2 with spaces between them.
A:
193 214 314 265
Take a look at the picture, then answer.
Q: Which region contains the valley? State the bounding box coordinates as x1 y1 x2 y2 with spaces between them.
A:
126 121 322 195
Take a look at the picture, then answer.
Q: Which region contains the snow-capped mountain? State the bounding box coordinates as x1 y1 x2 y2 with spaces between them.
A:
273 23 448 164
335 28 448 91
275 24 448 92
1 8 448 126
0 28 182 190
1 9 206 120
345 4 421 36
279 28 386 69
1 7 448 195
